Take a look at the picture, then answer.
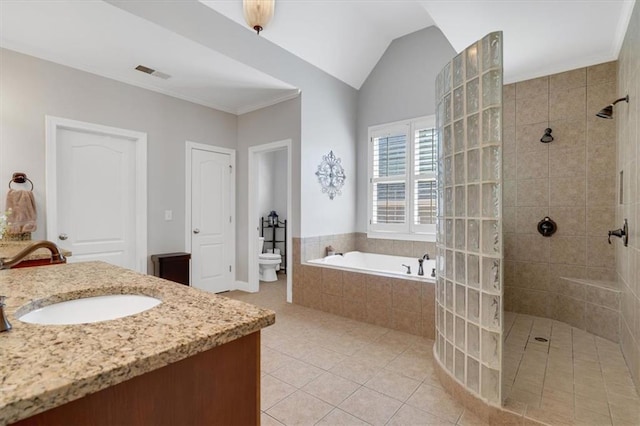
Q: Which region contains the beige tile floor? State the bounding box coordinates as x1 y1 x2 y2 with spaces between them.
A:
503 311 640 426
226 276 485 426
227 278 640 425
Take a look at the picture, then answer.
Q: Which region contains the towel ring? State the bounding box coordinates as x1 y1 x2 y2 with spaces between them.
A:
8 172 34 191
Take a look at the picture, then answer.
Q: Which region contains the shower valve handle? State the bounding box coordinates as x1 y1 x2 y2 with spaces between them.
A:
608 219 628 247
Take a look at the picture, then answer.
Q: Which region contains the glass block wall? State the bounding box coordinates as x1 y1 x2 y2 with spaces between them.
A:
435 32 504 406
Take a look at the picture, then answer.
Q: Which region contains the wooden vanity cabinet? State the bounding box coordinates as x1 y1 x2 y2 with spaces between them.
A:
13 332 260 426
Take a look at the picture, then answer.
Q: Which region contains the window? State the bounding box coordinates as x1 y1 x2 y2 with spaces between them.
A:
368 116 437 240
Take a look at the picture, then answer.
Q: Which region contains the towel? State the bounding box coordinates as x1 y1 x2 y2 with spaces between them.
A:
5 189 37 234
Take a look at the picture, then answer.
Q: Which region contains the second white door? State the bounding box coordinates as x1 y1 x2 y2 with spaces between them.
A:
190 147 233 293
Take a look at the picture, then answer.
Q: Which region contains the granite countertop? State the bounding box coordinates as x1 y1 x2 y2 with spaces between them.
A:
0 262 275 424
0 240 72 261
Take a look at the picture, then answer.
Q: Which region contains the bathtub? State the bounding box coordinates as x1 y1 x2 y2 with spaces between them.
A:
308 251 436 281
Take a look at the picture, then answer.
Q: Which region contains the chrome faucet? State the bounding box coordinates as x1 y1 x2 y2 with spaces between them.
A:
0 240 66 270
402 264 411 274
422 253 430 260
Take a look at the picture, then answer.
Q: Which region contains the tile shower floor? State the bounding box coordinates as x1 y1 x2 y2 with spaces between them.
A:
227 277 483 426
503 311 640 426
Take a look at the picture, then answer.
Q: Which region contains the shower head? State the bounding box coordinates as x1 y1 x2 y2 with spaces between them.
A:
596 95 629 119
540 128 554 143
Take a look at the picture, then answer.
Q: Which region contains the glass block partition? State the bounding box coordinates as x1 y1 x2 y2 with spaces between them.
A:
434 32 503 406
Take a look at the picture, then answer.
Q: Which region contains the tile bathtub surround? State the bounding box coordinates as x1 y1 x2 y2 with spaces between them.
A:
503 61 618 332
299 233 435 262
354 233 436 259
300 233 356 262
617 1 640 392
292 262 436 339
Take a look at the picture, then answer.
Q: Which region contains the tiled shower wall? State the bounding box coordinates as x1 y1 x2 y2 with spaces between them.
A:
617 0 640 392
503 62 618 332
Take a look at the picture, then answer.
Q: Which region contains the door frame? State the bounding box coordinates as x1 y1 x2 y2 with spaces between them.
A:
185 141 236 287
45 115 148 273
248 139 292 303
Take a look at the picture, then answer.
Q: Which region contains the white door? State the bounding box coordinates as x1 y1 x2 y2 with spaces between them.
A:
46 116 147 273
190 147 233 293
53 129 138 269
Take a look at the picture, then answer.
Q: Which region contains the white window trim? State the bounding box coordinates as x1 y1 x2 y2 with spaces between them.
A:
367 115 437 242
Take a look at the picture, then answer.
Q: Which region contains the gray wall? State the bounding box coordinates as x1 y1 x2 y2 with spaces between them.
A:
237 97 301 281
108 0 358 239
258 150 288 221
0 48 237 266
356 27 456 232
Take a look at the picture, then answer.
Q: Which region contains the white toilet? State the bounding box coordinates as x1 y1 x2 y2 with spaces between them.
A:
258 237 281 282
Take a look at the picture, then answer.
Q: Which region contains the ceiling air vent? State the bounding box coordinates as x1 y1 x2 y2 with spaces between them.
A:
134 65 171 80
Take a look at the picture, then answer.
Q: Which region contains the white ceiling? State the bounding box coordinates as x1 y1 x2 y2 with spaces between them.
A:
0 0 298 115
422 0 636 84
205 0 636 87
200 0 435 89
0 0 636 114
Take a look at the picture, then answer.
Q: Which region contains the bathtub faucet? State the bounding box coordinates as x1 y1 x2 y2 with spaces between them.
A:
422 253 430 260
417 258 424 276
402 264 411 274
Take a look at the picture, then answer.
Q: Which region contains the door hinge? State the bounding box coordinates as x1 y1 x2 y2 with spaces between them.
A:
229 216 232 223
369 219 372 225
229 265 232 272
229 165 233 173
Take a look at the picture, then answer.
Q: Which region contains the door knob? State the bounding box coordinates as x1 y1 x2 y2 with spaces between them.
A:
193 229 200 234
58 233 68 240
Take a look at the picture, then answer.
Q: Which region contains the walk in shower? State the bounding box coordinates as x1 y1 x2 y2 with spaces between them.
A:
435 12 640 423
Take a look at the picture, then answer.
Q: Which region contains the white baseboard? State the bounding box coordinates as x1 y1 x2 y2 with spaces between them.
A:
234 280 257 293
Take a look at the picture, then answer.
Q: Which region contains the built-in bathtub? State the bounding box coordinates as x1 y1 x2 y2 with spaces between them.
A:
296 251 436 338
308 251 436 282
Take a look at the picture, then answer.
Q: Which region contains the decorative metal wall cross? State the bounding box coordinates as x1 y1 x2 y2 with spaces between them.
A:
315 151 346 200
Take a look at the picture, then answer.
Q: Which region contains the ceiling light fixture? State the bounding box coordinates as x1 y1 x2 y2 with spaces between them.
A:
596 95 629 119
243 0 274 35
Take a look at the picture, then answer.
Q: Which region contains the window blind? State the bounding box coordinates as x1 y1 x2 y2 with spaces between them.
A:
414 127 438 225
371 132 407 225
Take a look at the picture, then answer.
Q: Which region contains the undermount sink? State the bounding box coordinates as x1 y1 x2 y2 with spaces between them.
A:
19 294 161 325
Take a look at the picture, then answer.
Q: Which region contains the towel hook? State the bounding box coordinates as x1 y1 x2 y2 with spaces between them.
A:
8 172 34 191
